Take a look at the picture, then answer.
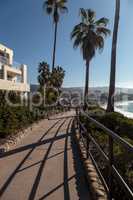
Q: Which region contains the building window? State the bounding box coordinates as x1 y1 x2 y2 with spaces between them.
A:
0 51 9 65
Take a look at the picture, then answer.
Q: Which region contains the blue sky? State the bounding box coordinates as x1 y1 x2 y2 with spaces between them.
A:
0 0 133 88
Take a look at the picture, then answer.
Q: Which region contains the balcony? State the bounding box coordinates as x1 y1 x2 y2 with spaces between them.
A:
0 79 30 92
0 56 9 65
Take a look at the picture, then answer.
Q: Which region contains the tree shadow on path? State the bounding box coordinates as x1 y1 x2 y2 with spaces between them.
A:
28 119 67 200
70 122 91 200
0 119 62 198
39 119 90 200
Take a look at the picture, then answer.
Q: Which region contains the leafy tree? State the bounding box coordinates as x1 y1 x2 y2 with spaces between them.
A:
107 0 120 112
43 0 68 71
71 8 110 106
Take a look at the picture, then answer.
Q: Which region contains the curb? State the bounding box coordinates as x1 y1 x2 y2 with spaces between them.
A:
74 131 108 200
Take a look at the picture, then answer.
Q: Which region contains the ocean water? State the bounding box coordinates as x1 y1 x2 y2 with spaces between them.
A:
116 102 133 112
115 101 133 119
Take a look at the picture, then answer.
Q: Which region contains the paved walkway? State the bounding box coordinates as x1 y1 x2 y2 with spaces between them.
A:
0 111 90 200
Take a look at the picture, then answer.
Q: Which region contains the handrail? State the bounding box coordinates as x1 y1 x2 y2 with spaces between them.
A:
78 120 109 194
76 109 133 199
81 110 133 152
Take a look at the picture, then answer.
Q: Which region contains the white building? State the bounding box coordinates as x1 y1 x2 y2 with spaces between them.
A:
0 43 30 94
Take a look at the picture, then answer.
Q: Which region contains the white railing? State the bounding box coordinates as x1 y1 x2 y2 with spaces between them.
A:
12 61 21 69
0 79 30 92
0 56 9 65
0 57 22 72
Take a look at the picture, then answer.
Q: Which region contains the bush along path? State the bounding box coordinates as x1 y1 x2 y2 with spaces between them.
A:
0 105 66 152
80 105 133 199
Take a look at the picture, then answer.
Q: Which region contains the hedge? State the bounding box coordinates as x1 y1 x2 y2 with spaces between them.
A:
0 105 36 138
80 106 133 199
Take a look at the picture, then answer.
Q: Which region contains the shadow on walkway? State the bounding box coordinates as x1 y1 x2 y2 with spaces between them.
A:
63 118 72 200
0 119 64 198
28 119 66 200
70 122 90 200
37 119 72 200
0 120 61 159
0 117 90 200
39 119 90 200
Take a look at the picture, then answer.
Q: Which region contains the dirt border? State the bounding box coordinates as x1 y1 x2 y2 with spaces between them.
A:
0 120 41 153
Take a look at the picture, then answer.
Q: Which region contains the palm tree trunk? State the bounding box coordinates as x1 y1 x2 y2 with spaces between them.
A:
52 21 58 71
107 0 120 112
84 60 89 107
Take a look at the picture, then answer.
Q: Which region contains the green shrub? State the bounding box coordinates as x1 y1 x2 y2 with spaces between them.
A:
86 106 133 140
80 107 133 199
97 112 133 140
0 103 64 138
0 106 18 137
0 104 37 138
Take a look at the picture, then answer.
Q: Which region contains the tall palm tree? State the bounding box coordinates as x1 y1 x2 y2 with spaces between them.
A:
43 0 68 71
107 0 120 112
71 8 110 106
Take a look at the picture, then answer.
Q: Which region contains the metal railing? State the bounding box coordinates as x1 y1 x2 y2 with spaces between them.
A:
75 108 133 200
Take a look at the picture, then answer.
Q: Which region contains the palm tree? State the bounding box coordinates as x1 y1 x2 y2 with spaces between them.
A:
38 61 51 90
43 0 68 71
107 0 120 112
51 66 65 93
71 8 110 106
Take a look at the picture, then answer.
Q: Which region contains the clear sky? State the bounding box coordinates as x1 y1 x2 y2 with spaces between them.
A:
0 0 133 88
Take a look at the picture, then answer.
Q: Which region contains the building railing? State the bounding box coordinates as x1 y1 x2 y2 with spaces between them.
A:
75 108 133 199
12 61 22 69
0 56 9 65
0 56 21 70
0 79 30 92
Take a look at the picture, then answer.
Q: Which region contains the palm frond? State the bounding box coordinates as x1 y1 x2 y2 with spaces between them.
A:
80 8 87 22
95 17 109 27
43 1 53 14
59 6 68 14
87 9 96 22
57 0 67 7
96 27 111 37
71 23 87 40
73 35 83 49
43 0 68 21
96 36 104 52
47 7 53 14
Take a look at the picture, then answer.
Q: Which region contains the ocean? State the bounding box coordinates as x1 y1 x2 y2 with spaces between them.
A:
115 101 133 119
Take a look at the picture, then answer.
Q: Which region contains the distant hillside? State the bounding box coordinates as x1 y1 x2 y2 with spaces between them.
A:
30 84 133 94
30 84 39 92
62 87 133 94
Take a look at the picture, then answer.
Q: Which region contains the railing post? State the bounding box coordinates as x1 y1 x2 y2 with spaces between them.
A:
79 120 82 134
75 107 79 129
108 136 114 200
86 136 90 159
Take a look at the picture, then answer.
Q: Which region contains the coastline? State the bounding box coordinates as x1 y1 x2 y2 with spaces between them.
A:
101 101 133 119
115 100 133 119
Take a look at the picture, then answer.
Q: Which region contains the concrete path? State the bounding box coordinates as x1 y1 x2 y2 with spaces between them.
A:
0 111 90 200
